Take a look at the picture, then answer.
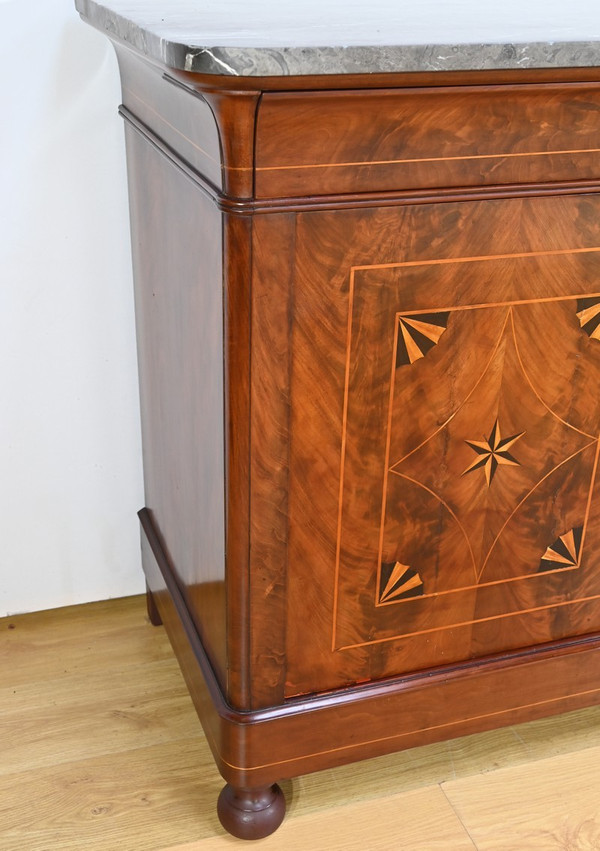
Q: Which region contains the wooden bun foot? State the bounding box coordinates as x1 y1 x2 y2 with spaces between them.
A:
217 783 286 840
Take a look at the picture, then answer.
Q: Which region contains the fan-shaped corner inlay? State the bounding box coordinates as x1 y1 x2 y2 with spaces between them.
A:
576 297 600 341
538 526 583 572
396 312 450 367
379 561 424 603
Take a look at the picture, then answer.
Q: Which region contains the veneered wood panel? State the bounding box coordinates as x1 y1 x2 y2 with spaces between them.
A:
221 214 252 708
255 85 600 197
285 193 600 697
246 214 296 708
125 124 227 688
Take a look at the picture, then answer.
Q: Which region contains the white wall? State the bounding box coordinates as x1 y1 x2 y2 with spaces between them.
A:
1 0 144 615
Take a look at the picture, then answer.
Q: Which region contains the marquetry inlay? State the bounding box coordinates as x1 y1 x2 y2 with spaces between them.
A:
378 299 599 601
379 561 425 603
396 312 450 367
577 296 600 340
462 419 525 486
539 526 583 572
334 248 600 652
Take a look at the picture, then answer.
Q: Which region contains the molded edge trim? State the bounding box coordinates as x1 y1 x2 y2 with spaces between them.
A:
119 106 600 215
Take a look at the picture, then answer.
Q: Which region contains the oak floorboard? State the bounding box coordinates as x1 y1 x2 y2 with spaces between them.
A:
442 744 600 850
0 661 198 776
0 738 222 851
3 596 600 850
0 596 172 688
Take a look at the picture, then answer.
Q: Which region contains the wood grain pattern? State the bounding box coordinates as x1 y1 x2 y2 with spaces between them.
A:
125 123 227 688
284 194 600 696
221 213 252 709
246 214 296 708
255 84 600 197
443 744 600 850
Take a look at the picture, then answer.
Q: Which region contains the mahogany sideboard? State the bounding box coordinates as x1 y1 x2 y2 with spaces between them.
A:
77 2 600 840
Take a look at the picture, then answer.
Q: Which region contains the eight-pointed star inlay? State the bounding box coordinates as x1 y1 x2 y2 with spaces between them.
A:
462 419 525 486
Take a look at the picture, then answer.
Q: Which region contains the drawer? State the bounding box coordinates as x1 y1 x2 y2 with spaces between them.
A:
254 84 600 198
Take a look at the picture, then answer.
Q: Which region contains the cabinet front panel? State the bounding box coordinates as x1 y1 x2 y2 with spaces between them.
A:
284 194 600 697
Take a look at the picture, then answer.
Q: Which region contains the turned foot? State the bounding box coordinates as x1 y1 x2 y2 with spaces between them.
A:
217 783 286 840
145 585 163 626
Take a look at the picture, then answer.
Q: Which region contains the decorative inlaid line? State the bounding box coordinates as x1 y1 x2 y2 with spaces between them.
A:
219 682 600 773
579 434 600 559
388 436 596 592
388 471 478 583
339 592 600 650
123 87 221 167
352 247 600 273
477 440 596 583
376 521 580 603
389 310 512 470
332 266 359 651
257 146 600 172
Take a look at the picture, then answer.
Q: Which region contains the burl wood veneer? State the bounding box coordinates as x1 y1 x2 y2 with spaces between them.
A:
90 35 600 838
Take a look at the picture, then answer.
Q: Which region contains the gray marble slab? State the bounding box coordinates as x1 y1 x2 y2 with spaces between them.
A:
75 0 600 76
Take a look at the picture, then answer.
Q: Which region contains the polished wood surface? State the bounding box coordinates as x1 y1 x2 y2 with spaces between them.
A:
100 40 600 837
125 123 227 688
255 84 600 197
4 596 600 851
283 194 600 694
246 214 296 708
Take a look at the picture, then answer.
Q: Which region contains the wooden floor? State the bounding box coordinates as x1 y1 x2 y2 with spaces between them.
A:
3 596 600 850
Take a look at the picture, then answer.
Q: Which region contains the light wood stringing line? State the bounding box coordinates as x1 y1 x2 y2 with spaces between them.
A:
257 146 600 171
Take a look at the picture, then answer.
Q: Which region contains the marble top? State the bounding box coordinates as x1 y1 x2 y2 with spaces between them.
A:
75 0 600 76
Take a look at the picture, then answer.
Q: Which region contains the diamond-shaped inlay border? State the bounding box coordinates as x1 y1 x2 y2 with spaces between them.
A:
333 248 600 653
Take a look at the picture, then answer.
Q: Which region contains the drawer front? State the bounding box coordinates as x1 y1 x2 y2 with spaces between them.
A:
255 84 600 198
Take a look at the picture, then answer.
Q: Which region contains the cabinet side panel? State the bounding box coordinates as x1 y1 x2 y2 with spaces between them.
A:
124 123 227 686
